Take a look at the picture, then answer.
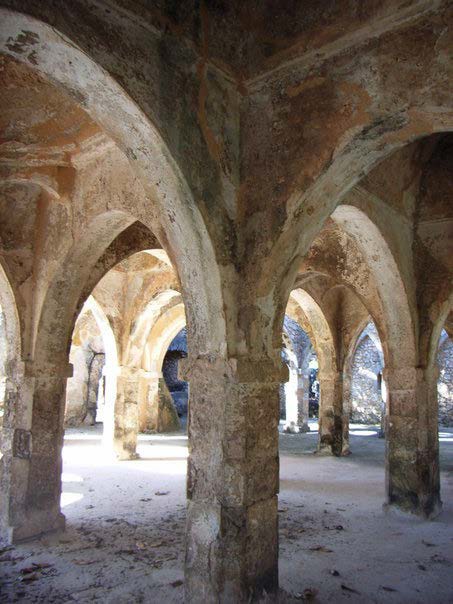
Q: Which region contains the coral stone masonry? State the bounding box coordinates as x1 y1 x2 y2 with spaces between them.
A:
0 2 452 602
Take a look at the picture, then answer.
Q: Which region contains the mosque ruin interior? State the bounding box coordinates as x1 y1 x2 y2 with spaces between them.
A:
0 2 452 602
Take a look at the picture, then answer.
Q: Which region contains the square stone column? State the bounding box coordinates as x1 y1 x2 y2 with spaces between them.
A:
156 378 180 432
183 355 287 602
137 370 159 432
112 366 140 460
317 371 349 456
341 372 352 452
297 371 310 432
0 362 70 543
384 366 441 518
137 371 180 433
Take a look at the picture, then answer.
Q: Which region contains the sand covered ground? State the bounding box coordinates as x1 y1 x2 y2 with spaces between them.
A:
1 423 452 603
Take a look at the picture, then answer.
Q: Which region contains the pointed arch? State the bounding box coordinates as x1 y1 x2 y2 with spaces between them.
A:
331 204 416 370
124 289 182 369
32 210 135 372
143 303 187 375
289 288 336 375
0 8 226 356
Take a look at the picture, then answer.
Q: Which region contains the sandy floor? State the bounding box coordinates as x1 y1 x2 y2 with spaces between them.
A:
1 423 453 603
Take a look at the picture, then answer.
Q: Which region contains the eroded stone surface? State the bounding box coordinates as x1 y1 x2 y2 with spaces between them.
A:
0 3 452 601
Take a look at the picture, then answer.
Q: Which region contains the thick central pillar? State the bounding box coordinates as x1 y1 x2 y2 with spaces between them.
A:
184 355 287 602
0 362 69 543
384 366 441 517
297 371 310 432
137 371 180 433
317 371 349 456
137 370 160 432
112 366 140 460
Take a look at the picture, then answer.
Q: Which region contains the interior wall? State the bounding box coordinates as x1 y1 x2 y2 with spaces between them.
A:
350 334 383 424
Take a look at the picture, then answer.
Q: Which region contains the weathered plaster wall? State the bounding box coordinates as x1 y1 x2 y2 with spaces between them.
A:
0 2 452 598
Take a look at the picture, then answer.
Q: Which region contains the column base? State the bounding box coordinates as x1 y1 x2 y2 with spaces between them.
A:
315 442 350 456
383 495 442 520
315 443 334 456
2 510 66 544
116 450 140 461
298 422 310 433
185 497 279 603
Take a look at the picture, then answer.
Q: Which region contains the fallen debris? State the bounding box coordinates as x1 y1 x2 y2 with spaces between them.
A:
341 584 360 594
294 587 318 600
308 546 333 553
20 572 39 583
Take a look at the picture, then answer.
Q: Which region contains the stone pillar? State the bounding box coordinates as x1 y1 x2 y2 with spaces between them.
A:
317 371 349 456
379 375 387 438
297 371 310 432
137 370 159 432
341 371 352 452
137 371 180 433
112 366 140 460
157 378 180 432
0 362 69 543
283 359 299 430
183 355 287 602
384 366 441 518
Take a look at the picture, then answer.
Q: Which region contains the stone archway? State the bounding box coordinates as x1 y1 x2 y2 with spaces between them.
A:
288 289 345 455
144 304 186 374
331 205 416 372
0 9 226 361
124 289 182 370
139 303 186 433
326 204 438 514
0 210 205 541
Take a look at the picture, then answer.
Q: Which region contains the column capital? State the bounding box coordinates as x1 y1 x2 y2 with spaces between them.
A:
383 366 431 390
180 354 288 384
24 361 73 379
